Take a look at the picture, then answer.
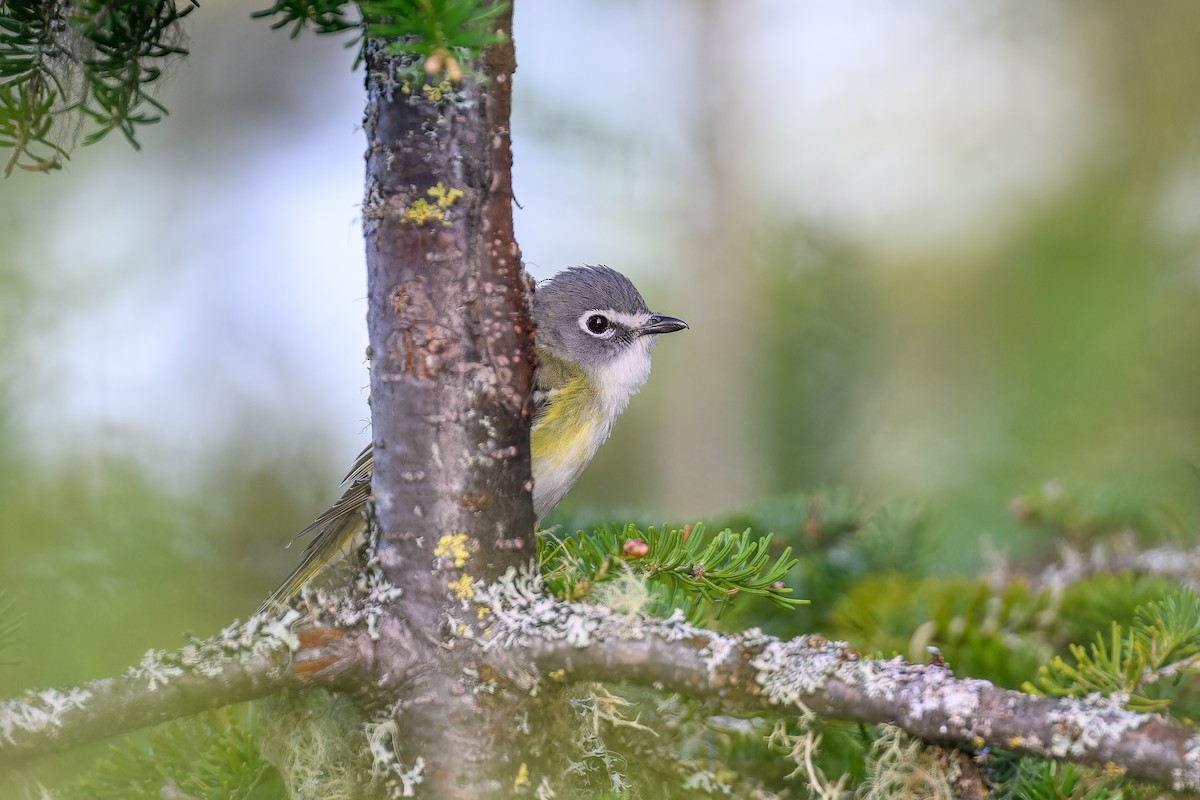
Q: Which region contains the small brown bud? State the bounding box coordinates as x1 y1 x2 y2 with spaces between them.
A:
770 580 787 591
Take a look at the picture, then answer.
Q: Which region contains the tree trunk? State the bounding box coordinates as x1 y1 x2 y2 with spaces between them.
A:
362 4 536 792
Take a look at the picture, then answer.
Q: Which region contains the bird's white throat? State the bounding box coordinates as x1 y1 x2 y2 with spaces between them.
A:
593 335 655 418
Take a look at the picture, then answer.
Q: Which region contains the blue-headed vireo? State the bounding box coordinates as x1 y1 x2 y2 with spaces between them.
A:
260 265 687 610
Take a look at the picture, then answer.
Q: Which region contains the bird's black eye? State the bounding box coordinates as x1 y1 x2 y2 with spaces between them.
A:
585 314 610 335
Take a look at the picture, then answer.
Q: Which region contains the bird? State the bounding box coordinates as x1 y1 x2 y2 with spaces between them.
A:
260 266 688 612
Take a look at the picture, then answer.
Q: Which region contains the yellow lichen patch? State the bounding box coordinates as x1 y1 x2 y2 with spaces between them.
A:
423 79 453 102
1006 736 1022 749
449 574 475 600
435 533 472 567
427 181 464 210
477 606 490 620
513 762 529 790
402 198 436 226
401 183 464 227
548 668 566 681
1103 762 1126 778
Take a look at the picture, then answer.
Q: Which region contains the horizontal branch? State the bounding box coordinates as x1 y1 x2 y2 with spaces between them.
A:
1036 541 1200 590
9 574 1200 794
0 613 363 767
477 569 1200 793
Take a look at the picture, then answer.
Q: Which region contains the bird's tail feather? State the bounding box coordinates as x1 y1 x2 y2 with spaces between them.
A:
257 450 373 615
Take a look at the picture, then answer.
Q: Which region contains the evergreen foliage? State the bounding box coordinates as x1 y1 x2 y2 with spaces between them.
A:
1000 760 1122 800
1028 590 1200 713
19 488 1200 799
0 0 506 173
537 522 805 626
53 706 282 800
0 0 195 175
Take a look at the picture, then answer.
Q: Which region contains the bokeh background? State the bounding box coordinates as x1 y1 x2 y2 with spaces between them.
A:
3 0 1200 743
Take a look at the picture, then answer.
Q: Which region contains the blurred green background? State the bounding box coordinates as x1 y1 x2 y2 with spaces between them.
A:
3 0 1200 750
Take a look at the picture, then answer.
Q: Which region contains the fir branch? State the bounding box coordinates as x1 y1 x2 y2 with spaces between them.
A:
7 587 1200 793
1035 541 1200 592
1027 590 1200 712
251 0 506 78
0 0 194 173
1004 760 1120 800
358 0 506 58
538 522 804 624
478 572 1200 794
0 614 362 767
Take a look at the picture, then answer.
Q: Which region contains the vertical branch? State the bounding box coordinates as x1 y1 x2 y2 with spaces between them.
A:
362 9 533 625
361 3 534 794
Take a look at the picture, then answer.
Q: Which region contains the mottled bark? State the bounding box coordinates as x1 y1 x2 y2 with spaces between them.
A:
361 3 535 793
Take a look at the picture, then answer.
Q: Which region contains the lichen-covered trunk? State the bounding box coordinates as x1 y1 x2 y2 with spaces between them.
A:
362 6 536 793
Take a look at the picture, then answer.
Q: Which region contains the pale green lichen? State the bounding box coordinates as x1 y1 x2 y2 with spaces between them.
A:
861 726 957 800
258 691 368 800
681 768 735 794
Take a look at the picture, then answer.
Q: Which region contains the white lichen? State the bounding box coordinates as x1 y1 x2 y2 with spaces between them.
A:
534 776 556 799
750 636 850 706
260 609 304 652
1044 692 1147 758
0 687 91 744
563 613 599 648
365 718 425 797
1173 739 1200 791
699 632 736 677
127 649 185 691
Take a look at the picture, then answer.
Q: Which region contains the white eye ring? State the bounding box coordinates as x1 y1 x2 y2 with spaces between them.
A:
579 311 615 338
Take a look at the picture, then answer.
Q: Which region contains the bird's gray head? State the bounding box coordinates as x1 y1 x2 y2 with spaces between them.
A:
534 265 687 408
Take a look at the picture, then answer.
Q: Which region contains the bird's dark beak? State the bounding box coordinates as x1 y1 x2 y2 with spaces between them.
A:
640 313 689 336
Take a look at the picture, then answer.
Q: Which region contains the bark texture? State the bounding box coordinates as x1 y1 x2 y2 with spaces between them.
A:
361 4 535 793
